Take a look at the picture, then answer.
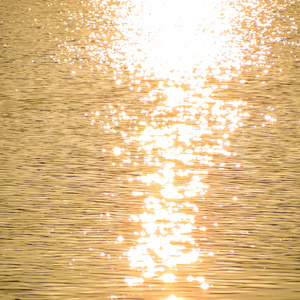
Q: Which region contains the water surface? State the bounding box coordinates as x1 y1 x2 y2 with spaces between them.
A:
0 0 300 299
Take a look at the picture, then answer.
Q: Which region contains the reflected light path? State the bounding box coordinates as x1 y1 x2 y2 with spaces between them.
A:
123 90 248 288
112 0 246 87
60 0 275 295
105 0 272 292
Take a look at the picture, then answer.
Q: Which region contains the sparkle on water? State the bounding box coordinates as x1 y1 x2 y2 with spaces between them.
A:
1 0 299 298
59 0 279 296
96 0 272 290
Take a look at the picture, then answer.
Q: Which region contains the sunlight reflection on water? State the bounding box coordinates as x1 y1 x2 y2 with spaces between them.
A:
120 90 249 289
49 0 298 298
2 0 299 298
93 0 275 292
111 0 244 85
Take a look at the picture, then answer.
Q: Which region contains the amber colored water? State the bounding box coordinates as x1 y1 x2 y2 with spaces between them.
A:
1 1 300 299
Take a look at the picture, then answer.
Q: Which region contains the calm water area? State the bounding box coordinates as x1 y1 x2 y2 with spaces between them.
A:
1 0 300 299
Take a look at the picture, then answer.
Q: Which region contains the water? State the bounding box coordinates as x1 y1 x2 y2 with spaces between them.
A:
0 0 300 299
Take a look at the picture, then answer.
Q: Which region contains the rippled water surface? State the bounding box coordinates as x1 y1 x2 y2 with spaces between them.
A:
1 0 300 299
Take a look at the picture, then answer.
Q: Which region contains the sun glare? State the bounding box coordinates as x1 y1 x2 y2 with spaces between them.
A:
65 0 274 293
112 0 248 87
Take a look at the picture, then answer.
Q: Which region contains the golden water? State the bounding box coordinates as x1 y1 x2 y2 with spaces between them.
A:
0 0 299 299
